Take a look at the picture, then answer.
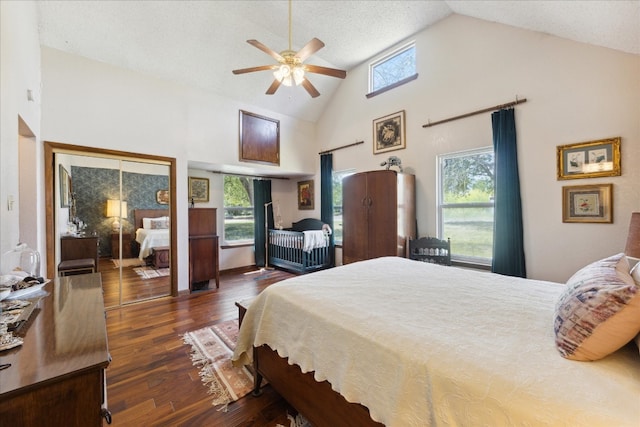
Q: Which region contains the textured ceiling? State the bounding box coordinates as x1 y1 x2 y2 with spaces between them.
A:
37 1 640 123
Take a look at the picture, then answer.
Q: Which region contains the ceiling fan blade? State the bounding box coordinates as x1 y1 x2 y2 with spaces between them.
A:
294 38 325 61
301 78 320 98
304 64 347 79
266 79 282 95
247 39 284 62
232 65 277 75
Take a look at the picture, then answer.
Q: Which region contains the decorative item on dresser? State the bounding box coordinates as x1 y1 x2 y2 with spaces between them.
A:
189 208 220 290
342 170 415 264
0 273 111 426
408 236 451 265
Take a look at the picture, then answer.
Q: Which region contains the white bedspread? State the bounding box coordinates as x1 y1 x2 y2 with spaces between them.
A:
135 228 170 260
302 230 327 252
233 257 640 427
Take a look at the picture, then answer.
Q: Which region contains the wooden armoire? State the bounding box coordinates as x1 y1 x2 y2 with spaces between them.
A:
188 208 220 290
342 170 416 264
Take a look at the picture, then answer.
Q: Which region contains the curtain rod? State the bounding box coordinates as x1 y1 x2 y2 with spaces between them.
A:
319 140 364 155
209 170 289 180
422 97 527 128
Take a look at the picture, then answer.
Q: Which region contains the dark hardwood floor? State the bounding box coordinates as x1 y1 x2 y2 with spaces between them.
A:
99 258 171 308
104 266 297 426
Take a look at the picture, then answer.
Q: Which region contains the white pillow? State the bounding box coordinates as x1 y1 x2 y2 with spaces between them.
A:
142 218 152 229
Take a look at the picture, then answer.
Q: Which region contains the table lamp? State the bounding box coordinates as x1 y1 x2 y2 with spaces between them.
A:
106 199 128 232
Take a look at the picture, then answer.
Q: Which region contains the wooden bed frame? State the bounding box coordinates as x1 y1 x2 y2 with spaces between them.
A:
268 218 332 274
253 345 383 427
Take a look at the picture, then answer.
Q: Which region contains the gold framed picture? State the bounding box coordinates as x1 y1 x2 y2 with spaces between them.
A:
373 110 406 154
156 190 169 205
188 177 209 203
557 137 621 180
297 180 314 210
562 183 613 223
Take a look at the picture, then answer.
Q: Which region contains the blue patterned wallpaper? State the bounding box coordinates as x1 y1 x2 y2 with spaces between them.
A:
71 166 169 257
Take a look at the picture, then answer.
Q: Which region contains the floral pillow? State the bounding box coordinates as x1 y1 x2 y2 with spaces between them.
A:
554 253 640 361
150 217 169 229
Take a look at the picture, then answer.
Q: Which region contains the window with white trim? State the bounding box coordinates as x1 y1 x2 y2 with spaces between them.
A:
223 175 254 244
332 169 355 245
369 42 416 94
437 148 495 265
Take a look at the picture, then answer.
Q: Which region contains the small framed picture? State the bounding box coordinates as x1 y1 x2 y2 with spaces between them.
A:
156 190 169 205
373 110 406 154
297 180 314 210
562 183 613 223
188 177 209 203
557 137 621 180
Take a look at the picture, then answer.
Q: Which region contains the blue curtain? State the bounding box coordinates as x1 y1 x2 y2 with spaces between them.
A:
491 108 526 277
320 153 335 266
253 179 273 267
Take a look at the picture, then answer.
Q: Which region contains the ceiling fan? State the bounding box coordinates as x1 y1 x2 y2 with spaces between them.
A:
231 0 346 98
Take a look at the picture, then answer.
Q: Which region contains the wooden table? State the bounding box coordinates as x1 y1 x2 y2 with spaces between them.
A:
0 274 111 426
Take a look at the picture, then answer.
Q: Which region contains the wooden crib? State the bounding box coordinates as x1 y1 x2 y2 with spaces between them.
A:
268 218 332 274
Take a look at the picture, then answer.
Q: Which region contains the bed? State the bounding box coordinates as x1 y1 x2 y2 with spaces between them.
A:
233 255 640 427
133 209 170 262
268 218 331 274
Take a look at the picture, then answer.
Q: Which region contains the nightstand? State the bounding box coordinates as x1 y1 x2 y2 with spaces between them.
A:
111 232 132 259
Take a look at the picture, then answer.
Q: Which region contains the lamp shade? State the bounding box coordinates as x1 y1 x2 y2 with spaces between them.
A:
625 212 640 259
106 199 128 219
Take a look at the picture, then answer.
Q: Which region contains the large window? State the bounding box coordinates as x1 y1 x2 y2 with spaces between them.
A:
369 42 416 94
437 148 494 265
332 169 355 245
223 175 254 243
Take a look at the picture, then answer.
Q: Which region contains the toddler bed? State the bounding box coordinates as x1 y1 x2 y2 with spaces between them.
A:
268 218 331 274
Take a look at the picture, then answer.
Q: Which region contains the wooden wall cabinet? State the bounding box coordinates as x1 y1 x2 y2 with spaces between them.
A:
342 170 416 264
188 208 220 290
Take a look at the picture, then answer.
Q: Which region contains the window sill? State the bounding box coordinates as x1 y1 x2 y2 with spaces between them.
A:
365 74 418 99
221 242 253 249
452 260 491 271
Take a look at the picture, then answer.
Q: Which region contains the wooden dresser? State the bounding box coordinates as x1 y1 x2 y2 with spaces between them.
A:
0 274 111 426
188 208 220 290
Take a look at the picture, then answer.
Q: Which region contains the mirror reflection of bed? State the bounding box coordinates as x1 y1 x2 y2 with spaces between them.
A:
101 209 171 307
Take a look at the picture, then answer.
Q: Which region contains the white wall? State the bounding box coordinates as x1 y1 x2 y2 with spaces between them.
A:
0 1 43 266
317 15 640 282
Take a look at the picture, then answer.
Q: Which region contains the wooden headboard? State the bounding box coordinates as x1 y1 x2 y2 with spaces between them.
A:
133 209 170 229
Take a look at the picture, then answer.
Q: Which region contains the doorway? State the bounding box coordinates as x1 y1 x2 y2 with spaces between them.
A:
44 142 177 307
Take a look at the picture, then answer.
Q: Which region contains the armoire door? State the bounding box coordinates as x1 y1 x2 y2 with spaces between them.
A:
342 172 368 264
365 171 399 259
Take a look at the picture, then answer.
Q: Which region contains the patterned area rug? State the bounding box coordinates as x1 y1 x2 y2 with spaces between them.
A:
133 266 170 279
112 258 145 268
182 319 254 410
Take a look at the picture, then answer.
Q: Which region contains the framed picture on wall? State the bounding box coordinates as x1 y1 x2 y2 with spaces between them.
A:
373 110 406 154
156 190 169 205
557 137 621 180
562 183 613 223
59 165 72 208
188 177 209 203
298 180 314 210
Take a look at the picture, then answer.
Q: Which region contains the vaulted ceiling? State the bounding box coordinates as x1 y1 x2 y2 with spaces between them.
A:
37 1 640 122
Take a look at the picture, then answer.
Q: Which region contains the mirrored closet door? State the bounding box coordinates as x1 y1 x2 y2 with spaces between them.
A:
45 142 176 308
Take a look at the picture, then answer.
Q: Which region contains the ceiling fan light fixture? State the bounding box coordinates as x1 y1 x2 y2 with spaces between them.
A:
292 66 305 85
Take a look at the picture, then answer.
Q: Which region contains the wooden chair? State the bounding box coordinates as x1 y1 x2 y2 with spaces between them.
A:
407 237 451 265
